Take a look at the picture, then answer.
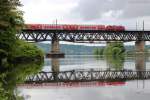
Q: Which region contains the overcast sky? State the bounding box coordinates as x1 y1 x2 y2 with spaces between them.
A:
21 0 150 30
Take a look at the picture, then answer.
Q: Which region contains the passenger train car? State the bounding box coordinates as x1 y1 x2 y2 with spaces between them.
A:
25 24 125 31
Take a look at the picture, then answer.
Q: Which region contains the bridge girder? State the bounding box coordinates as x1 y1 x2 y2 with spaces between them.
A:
17 30 150 42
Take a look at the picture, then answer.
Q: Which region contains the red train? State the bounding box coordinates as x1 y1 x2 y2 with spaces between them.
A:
25 24 125 31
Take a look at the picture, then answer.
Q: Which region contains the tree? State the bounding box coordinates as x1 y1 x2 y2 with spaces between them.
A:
0 0 24 64
104 42 125 56
104 42 125 70
0 60 43 100
0 1 44 99
106 54 124 70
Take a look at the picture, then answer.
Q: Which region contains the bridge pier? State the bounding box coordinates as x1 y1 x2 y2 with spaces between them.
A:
134 33 145 79
51 58 60 72
135 53 146 79
51 58 60 81
135 41 145 53
46 33 65 58
135 53 145 71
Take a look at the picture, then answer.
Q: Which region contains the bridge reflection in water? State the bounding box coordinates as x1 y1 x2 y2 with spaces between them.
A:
23 54 149 85
17 54 150 89
25 70 150 83
18 81 126 88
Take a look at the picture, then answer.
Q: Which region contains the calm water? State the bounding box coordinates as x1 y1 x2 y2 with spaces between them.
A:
19 55 150 100
43 55 150 71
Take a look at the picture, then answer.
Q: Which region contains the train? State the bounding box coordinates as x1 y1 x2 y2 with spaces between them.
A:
25 24 125 31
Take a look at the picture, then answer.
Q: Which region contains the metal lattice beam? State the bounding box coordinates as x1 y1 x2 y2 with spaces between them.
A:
17 30 150 42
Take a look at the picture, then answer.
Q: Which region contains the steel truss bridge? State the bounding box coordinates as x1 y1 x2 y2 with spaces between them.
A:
25 70 150 83
18 30 150 42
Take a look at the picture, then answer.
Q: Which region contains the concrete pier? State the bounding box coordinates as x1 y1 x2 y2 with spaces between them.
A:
46 33 65 58
135 41 145 53
134 32 145 77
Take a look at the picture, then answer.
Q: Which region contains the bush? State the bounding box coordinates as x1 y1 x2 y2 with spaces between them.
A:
104 42 125 56
0 49 7 59
12 40 44 58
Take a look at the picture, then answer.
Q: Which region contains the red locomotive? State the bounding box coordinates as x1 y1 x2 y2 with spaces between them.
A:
25 24 125 31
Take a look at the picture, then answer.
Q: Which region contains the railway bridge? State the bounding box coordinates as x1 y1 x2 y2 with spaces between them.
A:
17 30 150 57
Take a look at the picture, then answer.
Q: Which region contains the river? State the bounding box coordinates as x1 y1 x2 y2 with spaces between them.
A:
18 55 150 100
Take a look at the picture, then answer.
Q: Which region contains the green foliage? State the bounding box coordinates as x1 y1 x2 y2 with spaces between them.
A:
0 0 24 64
0 60 43 100
0 28 17 58
93 42 125 70
0 0 24 29
94 48 104 56
104 42 125 56
93 42 125 56
0 1 44 99
0 49 7 59
106 55 124 70
14 62 44 83
13 40 44 58
104 42 125 70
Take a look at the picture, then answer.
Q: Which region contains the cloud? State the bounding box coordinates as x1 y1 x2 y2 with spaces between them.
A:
72 0 111 20
20 0 150 30
21 0 78 24
114 0 150 19
73 0 150 21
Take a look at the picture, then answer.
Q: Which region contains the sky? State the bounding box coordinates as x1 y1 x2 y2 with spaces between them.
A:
21 0 150 30
20 0 150 45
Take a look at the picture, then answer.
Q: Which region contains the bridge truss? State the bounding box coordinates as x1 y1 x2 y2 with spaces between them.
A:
17 30 150 42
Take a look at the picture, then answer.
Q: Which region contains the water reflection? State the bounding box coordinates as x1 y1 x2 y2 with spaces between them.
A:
105 55 124 70
20 55 150 100
0 60 43 100
135 54 146 71
45 56 150 72
51 58 60 81
51 58 60 72
21 80 150 100
48 54 147 74
29 55 147 83
135 54 146 88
